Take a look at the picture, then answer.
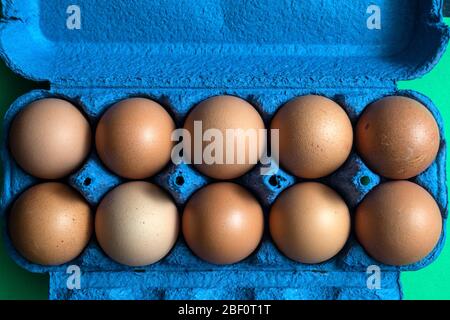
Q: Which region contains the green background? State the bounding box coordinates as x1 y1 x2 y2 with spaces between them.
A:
0 18 449 301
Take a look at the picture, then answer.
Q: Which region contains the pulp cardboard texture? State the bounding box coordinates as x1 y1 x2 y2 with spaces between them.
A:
0 0 449 300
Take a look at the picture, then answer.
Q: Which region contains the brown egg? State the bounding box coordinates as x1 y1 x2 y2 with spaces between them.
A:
96 98 175 179
356 96 440 179
183 96 266 180
95 182 179 266
270 182 350 264
9 98 92 179
271 95 353 179
355 181 442 266
9 183 93 265
182 182 264 264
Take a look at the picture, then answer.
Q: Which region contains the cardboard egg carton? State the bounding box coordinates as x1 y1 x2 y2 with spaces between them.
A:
0 0 448 300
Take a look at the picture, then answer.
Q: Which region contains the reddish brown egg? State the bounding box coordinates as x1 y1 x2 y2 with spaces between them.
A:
355 181 442 266
9 98 92 179
9 183 93 265
183 96 266 180
96 98 175 179
356 96 440 179
182 183 264 264
270 182 351 264
271 95 353 179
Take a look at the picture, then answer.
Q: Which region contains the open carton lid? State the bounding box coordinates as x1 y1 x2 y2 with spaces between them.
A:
0 0 449 88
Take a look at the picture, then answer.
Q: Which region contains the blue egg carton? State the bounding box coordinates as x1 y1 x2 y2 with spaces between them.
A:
0 0 449 300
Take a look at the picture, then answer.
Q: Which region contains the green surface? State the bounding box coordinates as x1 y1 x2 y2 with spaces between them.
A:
0 62 49 300
0 19 449 301
397 18 450 300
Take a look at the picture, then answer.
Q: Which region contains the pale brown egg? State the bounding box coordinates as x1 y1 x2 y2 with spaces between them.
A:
356 96 440 179
95 181 179 266
182 182 264 264
183 96 266 180
95 98 175 179
270 95 353 179
270 182 350 264
9 183 93 265
9 98 92 179
355 181 442 266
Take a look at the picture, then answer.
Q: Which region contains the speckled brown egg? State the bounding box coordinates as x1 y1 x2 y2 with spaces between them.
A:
270 182 351 264
270 95 353 179
96 98 175 179
9 98 92 179
9 183 93 266
183 96 266 180
95 182 179 266
355 181 442 266
182 182 264 264
356 96 440 179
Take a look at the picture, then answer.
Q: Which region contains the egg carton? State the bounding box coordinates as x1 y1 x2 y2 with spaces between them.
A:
0 0 449 300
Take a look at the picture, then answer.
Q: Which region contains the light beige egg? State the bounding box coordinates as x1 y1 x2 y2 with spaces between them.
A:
95 181 179 266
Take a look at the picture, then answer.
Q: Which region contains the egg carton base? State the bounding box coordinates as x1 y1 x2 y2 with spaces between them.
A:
0 88 447 278
49 271 401 300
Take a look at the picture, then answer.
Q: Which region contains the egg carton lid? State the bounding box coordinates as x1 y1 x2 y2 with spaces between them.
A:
0 0 449 88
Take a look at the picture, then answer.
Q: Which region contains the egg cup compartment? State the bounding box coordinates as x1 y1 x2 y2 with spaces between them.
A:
1 0 449 300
